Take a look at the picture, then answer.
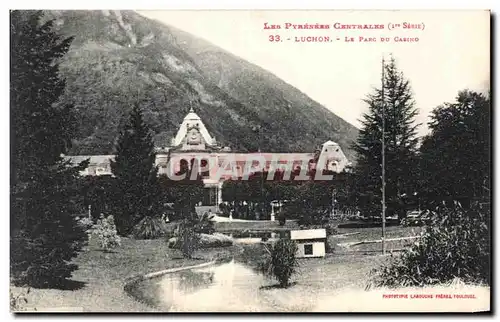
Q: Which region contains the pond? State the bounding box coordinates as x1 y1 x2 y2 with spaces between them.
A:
127 259 279 312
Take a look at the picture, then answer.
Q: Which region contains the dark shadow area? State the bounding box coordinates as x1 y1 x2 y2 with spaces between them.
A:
32 279 87 291
259 281 298 290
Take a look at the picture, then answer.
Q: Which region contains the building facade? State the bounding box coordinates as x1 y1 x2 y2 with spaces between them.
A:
66 108 351 207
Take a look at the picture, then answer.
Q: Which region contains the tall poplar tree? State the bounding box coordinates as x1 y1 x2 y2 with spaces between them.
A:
10 10 89 287
110 103 162 235
353 57 420 219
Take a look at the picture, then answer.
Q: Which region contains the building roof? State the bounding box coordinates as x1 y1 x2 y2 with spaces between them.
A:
322 140 339 146
290 229 326 240
172 108 216 147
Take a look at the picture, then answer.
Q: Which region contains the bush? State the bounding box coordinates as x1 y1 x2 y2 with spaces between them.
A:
78 216 94 231
370 202 490 288
267 239 299 288
324 222 338 235
168 233 233 249
92 215 121 251
177 220 200 259
195 213 215 234
131 216 167 240
199 233 233 248
277 212 286 226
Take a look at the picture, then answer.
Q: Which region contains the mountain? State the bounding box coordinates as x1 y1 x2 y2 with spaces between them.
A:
40 10 359 160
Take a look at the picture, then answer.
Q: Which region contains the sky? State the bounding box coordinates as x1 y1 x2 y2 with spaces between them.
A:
138 10 490 136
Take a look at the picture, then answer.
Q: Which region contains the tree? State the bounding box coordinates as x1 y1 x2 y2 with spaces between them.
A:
110 103 162 235
290 176 335 226
419 90 490 209
267 239 298 288
10 10 89 287
353 57 420 219
158 164 204 222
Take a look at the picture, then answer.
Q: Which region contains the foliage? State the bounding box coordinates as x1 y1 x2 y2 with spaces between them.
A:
370 202 490 288
169 233 233 249
131 216 168 240
82 175 116 220
78 216 94 235
277 211 286 226
10 10 89 288
198 233 233 248
158 170 204 222
266 239 299 288
352 57 420 219
196 212 216 235
110 103 163 235
178 223 200 259
295 181 333 226
419 90 490 209
92 215 121 251
173 212 201 258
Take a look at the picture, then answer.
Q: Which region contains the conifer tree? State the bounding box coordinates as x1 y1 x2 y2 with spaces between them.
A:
353 57 420 219
10 10 89 287
110 103 162 235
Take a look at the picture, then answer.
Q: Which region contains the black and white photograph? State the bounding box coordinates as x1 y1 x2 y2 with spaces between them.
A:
9 8 491 313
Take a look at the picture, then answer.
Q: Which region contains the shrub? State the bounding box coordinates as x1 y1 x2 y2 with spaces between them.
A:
177 220 200 259
131 216 167 240
78 216 94 238
370 202 490 288
78 216 94 231
324 222 338 236
195 213 215 234
277 212 286 226
92 215 121 251
267 239 299 288
199 233 233 248
168 233 232 249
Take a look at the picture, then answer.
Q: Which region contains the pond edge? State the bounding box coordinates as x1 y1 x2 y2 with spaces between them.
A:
123 260 218 309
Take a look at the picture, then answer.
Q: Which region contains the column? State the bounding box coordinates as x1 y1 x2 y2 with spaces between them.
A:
217 182 223 206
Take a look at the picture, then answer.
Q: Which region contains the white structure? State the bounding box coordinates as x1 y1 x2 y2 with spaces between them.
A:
290 229 327 258
170 108 219 150
317 140 350 173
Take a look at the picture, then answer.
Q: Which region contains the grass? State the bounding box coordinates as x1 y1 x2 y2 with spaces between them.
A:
328 225 423 254
10 237 241 312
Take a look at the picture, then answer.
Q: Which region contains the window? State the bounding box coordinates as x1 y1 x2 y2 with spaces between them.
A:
304 244 313 255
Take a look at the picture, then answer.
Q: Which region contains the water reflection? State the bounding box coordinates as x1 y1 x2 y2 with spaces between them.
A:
132 259 272 312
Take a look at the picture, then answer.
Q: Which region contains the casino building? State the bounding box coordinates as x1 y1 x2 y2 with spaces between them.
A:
67 108 351 207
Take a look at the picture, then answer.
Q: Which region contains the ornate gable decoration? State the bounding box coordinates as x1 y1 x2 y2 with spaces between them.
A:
186 123 202 145
169 108 224 151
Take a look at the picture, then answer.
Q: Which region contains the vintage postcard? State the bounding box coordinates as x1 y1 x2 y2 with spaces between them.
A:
9 9 491 313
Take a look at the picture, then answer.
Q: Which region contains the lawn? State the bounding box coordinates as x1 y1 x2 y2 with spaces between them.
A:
11 237 241 312
329 225 424 254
